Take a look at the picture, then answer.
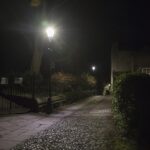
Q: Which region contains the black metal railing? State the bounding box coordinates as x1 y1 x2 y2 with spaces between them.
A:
0 75 49 114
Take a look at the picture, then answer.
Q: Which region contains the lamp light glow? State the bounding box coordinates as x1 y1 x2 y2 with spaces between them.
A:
46 27 55 38
92 65 96 71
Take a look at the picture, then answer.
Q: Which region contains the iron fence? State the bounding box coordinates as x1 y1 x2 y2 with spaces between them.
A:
0 75 49 114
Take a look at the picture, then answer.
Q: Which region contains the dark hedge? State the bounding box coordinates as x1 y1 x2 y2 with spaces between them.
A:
113 73 150 143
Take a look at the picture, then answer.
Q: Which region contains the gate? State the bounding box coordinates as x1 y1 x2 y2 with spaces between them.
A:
0 74 49 115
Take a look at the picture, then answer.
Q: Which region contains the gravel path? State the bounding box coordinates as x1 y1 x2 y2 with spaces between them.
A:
11 96 114 150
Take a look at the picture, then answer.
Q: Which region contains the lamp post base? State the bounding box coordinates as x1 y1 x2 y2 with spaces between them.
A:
46 97 53 114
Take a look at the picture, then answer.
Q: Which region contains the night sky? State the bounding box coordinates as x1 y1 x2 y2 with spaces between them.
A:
0 0 150 82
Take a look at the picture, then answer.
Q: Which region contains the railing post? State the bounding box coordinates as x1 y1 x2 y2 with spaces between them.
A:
46 97 53 114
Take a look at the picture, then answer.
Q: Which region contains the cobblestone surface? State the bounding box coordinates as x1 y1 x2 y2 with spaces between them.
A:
11 96 114 150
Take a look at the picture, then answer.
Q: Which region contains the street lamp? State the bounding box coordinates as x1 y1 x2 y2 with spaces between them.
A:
46 27 55 40
91 65 96 72
91 65 97 95
45 26 55 114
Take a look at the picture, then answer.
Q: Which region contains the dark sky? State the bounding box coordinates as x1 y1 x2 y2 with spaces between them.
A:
0 0 150 82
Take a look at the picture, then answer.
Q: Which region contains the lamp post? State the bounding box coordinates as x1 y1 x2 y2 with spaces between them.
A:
91 65 97 95
31 35 42 100
91 65 96 72
45 26 55 114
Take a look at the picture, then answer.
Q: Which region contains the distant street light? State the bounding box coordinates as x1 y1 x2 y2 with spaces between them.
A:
92 65 96 72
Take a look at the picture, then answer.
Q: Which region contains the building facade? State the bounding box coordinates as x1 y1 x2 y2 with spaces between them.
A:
111 43 150 84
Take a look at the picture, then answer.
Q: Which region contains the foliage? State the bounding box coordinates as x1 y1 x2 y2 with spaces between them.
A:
51 72 77 92
51 72 97 101
51 72 97 93
113 136 137 150
112 72 150 139
80 73 97 90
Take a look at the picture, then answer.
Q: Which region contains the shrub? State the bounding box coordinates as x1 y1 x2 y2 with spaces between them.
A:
80 73 97 90
112 73 150 139
51 72 97 93
51 72 77 93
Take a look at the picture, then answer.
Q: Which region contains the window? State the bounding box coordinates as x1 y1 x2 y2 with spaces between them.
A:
141 68 150 75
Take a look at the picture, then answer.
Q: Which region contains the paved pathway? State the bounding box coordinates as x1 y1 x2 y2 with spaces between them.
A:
0 96 113 150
